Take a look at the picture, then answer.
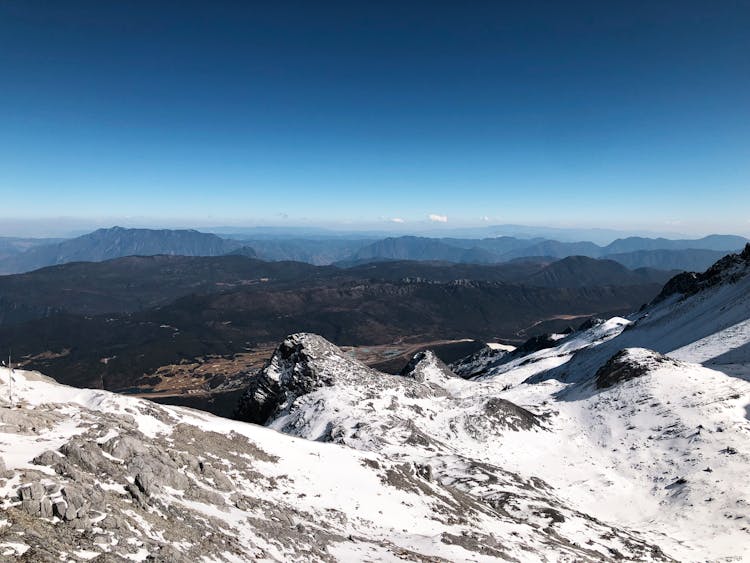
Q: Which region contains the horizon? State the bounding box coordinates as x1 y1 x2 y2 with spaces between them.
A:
2 2 749 235
0 219 748 245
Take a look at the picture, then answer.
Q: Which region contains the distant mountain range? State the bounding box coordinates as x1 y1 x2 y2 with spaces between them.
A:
0 235 64 261
0 253 677 328
0 226 746 275
339 234 747 271
0 227 242 274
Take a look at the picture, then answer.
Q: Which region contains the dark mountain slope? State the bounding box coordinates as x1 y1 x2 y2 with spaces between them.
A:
343 258 552 283
603 234 747 254
0 254 333 325
603 248 731 271
0 253 674 328
499 240 604 260
523 256 676 287
343 236 501 264
1 279 663 392
237 238 374 265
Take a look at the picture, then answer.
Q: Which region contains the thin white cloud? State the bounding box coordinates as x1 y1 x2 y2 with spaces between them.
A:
481 215 490 222
390 217 405 223
428 213 448 223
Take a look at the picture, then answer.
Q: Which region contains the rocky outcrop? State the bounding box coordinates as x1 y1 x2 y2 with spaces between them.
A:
235 333 380 424
655 243 750 302
400 350 456 384
595 348 679 389
450 345 512 379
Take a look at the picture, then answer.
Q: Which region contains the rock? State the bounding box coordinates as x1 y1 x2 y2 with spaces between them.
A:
134 471 152 496
577 317 605 331
45 483 61 495
235 333 376 424
400 351 456 385
18 482 45 501
22 499 41 516
595 349 679 389
40 497 54 518
199 462 234 491
102 434 148 460
655 243 750 302
64 504 78 521
61 485 88 520
125 483 148 508
33 450 62 467
53 500 67 519
60 438 112 473
128 453 190 494
482 397 540 431
515 333 561 355
415 463 433 482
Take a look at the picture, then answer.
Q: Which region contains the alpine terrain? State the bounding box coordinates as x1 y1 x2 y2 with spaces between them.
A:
1 246 749 561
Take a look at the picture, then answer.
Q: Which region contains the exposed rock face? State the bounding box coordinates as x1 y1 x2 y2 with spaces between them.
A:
577 317 605 331
235 332 382 424
515 332 562 355
655 243 750 302
450 344 512 379
399 350 456 384
595 348 680 389
482 397 541 431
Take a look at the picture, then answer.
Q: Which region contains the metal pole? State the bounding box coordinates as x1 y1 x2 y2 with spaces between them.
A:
8 353 12 407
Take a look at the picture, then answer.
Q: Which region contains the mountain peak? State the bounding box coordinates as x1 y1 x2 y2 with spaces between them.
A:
400 349 456 384
235 333 378 424
655 242 750 302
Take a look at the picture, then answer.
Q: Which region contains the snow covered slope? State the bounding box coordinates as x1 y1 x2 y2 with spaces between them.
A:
2 245 749 562
0 365 668 562
234 245 750 561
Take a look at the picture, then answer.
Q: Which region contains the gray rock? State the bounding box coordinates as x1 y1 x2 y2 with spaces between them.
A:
45 483 61 495
60 439 112 473
64 504 78 521
125 483 148 509
103 434 148 460
22 499 41 516
60 485 89 520
134 471 152 496
53 500 67 519
40 497 54 518
33 450 61 467
200 462 234 491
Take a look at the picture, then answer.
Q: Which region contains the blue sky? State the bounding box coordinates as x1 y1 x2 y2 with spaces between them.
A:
0 1 748 236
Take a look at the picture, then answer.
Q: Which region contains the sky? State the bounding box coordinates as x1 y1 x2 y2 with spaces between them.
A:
0 1 748 237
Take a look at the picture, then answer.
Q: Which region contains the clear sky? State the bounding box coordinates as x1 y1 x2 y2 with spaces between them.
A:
0 1 748 236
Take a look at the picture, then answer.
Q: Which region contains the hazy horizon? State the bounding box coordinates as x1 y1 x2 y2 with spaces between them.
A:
0 216 747 244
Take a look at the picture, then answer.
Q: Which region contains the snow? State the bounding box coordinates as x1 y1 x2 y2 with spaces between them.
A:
671 316 750 361
0 542 29 556
486 342 516 352
1 250 749 561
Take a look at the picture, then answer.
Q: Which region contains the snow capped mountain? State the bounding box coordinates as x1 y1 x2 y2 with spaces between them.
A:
1 245 749 561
